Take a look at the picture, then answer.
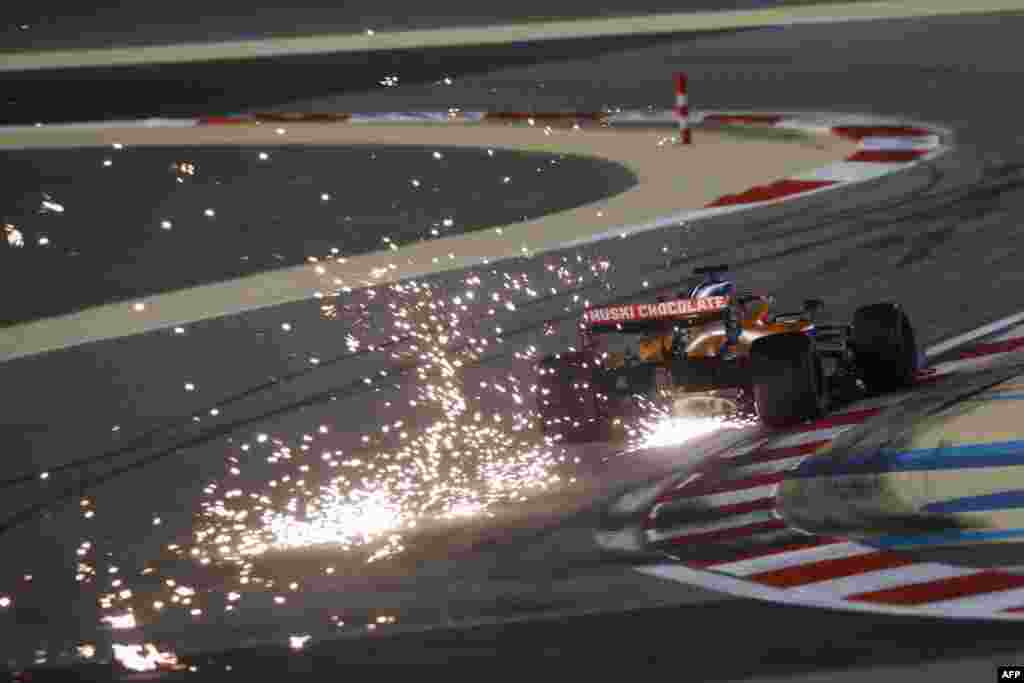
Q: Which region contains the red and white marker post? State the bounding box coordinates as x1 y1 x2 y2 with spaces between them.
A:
675 72 691 145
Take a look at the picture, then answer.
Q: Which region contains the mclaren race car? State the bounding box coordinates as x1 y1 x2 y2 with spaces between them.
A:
535 266 922 442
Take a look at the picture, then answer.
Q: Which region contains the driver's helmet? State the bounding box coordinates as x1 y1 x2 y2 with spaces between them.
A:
688 279 735 299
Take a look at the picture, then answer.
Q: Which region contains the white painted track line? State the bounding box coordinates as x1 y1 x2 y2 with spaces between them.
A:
2 1 1023 72
711 541 867 577
927 312 1024 358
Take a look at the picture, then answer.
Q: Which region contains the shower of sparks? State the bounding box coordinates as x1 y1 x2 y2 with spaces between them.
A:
639 416 734 449
14 202 690 661
621 394 754 452
188 256 620 569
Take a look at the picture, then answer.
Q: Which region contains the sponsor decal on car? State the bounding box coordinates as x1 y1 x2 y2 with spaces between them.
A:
584 297 729 324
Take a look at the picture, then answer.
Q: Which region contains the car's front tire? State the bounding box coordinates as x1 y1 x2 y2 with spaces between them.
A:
850 302 918 394
751 333 827 427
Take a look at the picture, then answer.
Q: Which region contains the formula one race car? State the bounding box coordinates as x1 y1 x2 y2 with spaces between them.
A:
535 265 921 442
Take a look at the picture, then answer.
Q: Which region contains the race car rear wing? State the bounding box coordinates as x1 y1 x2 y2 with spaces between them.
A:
581 295 731 332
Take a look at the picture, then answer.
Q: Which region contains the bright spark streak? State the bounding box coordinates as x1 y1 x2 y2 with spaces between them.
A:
102 613 136 629
112 644 180 672
289 635 312 650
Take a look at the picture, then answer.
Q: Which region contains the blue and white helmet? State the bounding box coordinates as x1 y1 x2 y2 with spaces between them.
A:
688 279 735 299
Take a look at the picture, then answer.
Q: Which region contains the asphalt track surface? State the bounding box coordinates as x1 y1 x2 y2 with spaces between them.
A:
5 5 1024 682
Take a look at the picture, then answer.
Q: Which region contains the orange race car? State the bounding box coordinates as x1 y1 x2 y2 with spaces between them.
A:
535 266 923 442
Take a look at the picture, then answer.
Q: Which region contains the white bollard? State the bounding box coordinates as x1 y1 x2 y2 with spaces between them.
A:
675 72 691 145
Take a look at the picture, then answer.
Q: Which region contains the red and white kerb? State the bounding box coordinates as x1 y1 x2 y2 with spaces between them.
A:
675 72 691 146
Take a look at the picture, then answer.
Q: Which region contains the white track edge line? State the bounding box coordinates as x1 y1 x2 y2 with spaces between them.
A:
638 563 1024 621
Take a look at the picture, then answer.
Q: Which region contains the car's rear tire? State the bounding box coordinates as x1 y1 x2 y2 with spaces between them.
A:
851 303 918 394
751 333 827 428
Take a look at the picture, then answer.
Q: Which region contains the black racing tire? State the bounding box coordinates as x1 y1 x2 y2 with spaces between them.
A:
851 303 918 394
751 333 827 428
